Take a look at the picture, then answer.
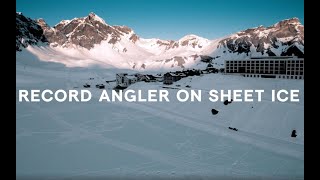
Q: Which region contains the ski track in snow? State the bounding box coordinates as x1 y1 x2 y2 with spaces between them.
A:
25 103 225 177
119 101 303 160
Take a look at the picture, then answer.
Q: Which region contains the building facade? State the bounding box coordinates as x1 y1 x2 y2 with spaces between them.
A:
116 73 138 87
163 73 186 85
225 56 304 79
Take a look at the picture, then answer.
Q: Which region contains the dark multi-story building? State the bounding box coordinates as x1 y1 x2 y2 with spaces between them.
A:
225 56 304 79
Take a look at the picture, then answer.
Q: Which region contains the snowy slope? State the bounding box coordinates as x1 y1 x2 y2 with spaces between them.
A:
16 57 304 178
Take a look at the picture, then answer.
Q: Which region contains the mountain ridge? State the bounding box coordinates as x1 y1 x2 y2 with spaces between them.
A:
16 12 304 70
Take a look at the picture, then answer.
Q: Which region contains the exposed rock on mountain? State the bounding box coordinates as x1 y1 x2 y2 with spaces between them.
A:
16 12 48 51
217 18 304 58
16 12 304 70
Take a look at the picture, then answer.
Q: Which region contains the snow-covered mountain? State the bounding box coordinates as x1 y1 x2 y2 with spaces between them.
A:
16 12 304 70
202 18 304 66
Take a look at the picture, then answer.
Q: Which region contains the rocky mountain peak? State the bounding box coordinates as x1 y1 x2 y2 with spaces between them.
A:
86 12 106 24
113 25 133 34
217 17 304 58
273 17 301 28
88 12 96 17
179 34 201 41
36 18 50 30
178 34 210 48
38 13 142 48
16 12 48 51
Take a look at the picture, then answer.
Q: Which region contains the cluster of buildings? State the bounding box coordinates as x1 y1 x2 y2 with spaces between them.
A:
115 73 163 88
163 69 203 85
115 56 304 89
115 69 206 88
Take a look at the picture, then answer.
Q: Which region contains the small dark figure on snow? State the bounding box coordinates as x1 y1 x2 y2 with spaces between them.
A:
224 99 233 105
228 127 238 131
291 130 297 137
211 109 219 115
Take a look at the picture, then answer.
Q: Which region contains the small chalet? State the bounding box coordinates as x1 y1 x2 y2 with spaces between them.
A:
145 75 157 82
116 73 138 88
163 72 186 85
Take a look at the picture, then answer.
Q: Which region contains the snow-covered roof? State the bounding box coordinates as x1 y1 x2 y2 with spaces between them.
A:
117 73 128 76
226 57 304 62
177 73 186 76
167 73 186 77
250 56 299 59
169 73 178 76
126 75 137 80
